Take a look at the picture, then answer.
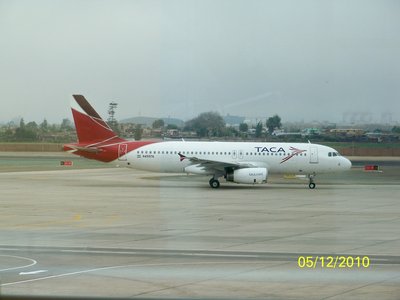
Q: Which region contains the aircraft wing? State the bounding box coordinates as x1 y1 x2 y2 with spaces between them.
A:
178 153 261 173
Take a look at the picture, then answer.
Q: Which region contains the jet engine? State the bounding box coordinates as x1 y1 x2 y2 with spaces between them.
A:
225 168 268 184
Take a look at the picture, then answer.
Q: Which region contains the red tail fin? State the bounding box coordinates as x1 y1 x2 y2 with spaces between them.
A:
65 95 157 163
71 95 118 144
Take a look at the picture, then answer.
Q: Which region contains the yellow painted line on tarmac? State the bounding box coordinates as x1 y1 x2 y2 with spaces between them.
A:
15 214 84 229
12 213 122 229
283 174 296 179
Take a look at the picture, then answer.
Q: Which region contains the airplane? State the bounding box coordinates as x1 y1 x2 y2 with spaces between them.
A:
64 95 352 189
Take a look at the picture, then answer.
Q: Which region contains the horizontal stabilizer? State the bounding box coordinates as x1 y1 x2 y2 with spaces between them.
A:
64 144 102 153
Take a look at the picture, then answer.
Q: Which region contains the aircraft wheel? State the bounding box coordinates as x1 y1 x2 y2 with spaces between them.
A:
209 179 220 189
309 182 316 189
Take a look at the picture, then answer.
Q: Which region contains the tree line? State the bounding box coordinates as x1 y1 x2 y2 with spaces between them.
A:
0 112 283 142
182 112 282 139
0 118 75 142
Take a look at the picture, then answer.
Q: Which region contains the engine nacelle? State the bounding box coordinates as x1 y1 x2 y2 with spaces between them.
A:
226 168 268 184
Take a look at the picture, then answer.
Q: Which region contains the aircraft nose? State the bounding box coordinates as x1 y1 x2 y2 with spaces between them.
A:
344 157 352 170
338 157 352 170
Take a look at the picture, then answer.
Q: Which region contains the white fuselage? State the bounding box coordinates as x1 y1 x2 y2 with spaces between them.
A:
113 141 351 176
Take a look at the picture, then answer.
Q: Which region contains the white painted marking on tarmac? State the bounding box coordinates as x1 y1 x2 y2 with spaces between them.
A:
0 261 265 287
19 270 48 275
0 255 37 272
180 253 260 258
60 249 260 258
61 250 137 255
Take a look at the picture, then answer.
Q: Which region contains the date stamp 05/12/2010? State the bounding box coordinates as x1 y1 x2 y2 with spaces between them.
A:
298 256 371 269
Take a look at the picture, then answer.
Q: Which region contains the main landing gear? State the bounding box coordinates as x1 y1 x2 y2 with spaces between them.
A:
308 174 316 189
209 177 220 189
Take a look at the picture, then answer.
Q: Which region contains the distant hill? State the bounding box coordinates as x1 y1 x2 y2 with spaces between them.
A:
120 116 184 127
120 115 245 127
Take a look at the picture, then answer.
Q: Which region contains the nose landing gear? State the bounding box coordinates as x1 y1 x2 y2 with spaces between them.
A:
308 174 316 189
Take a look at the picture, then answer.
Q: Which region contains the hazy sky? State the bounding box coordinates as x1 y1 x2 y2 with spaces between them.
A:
0 0 399 124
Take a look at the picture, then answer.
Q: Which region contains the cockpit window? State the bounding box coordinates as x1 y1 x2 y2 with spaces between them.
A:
328 152 340 157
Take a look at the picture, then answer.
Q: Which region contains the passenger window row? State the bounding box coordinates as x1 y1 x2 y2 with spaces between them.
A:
137 150 306 157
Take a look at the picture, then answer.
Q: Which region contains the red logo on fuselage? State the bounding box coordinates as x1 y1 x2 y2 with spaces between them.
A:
178 153 187 161
280 147 306 164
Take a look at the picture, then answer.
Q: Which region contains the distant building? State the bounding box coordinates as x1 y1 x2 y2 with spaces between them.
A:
166 129 180 137
302 128 321 136
272 129 302 137
329 128 365 137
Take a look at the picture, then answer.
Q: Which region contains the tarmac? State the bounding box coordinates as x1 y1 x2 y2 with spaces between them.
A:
0 153 399 299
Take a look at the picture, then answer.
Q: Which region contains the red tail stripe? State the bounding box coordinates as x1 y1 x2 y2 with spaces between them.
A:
67 140 158 162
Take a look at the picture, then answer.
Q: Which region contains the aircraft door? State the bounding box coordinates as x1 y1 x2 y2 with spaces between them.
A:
232 150 237 159
118 143 128 161
232 150 243 160
309 146 319 164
